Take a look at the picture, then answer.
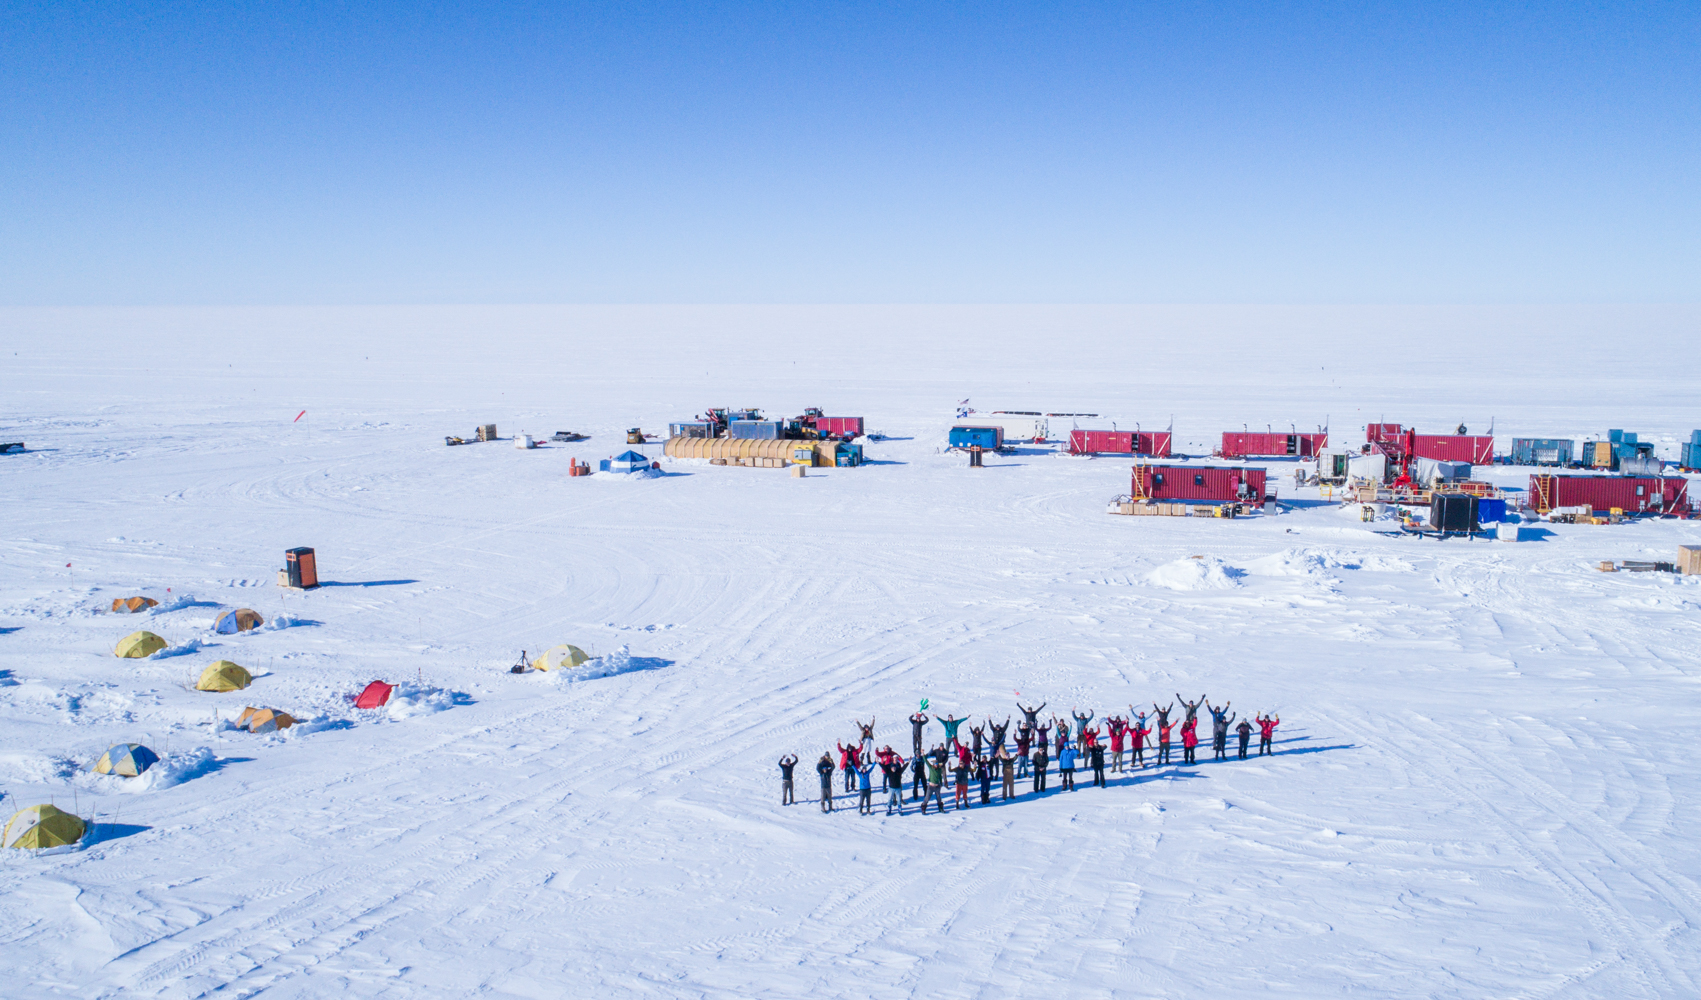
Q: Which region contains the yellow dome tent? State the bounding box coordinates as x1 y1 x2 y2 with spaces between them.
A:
115 631 168 658
111 596 159 613
235 707 296 733
197 661 253 692
532 644 590 671
3 804 86 850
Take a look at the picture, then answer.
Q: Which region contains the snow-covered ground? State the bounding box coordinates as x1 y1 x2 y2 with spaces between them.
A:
2 306 1700 999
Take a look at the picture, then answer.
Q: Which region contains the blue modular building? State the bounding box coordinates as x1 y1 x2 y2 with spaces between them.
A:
948 425 1004 450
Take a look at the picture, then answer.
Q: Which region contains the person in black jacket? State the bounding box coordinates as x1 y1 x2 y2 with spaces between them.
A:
912 753 927 801
1089 742 1107 787
1235 718 1254 759
1032 746 1050 793
883 755 907 815
976 756 992 804
908 710 930 759
778 754 797 805
816 753 835 813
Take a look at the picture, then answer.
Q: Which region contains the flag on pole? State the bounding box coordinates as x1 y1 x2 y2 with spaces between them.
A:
294 410 307 422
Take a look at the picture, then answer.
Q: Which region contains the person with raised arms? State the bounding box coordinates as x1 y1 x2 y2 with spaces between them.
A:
922 755 946 815
778 754 798 806
816 752 836 813
1131 709 1152 768
908 708 930 759
1181 717 1199 764
1209 702 1235 761
1177 693 1206 726
1106 715 1130 772
937 713 967 753
855 758 876 815
883 753 908 815
1257 712 1281 756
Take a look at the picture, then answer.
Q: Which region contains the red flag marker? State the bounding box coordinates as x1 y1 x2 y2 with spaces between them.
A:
294 410 307 422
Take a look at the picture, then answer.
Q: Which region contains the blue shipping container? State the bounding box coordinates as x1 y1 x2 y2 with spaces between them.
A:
1683 430 1701 470
949 426 1003 450
728 420 783 440
1477 497 1508 523
1510 438 1573 466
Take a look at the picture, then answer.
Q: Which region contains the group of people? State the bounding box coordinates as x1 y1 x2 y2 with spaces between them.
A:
777 695 1281 814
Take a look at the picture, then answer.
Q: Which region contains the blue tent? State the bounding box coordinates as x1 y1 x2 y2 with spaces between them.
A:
214 608 264 634
95 743 160 777
600 450 651 474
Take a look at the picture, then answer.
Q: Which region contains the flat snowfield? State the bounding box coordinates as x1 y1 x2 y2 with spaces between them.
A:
2 306 1700 999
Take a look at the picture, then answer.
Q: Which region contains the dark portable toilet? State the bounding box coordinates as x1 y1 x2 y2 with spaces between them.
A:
285 547 320 589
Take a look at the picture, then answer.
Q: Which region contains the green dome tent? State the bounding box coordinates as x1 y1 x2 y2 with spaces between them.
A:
3 804 86 850
115 631 167 658
197 661 253 692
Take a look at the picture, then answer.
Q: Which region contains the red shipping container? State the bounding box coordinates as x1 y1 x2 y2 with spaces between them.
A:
1366 424 1494 464
1411 435 1495 464
817 416 864 438
1528 475 1690 513
1218 432 1328 458
1071 429 1172 456
1132 464 1268 502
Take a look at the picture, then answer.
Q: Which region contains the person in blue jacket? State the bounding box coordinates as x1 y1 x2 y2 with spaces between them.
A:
1058 739 1078 791
855 760 876 815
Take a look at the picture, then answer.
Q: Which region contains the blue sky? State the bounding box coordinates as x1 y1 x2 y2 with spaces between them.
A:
2 2 1696 304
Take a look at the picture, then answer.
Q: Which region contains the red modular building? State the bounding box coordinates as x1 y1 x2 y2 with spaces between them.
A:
1069 429 1173 457
1218 431 1328 459
1132 464 1268 502
1367 423 1495 464
1528 474 1691 514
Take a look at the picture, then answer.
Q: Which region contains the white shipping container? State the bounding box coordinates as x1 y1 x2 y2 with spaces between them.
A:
1347 453 1387 482
977 414 1049 441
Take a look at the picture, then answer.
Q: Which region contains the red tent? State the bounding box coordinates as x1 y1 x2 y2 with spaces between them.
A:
354 681 394 709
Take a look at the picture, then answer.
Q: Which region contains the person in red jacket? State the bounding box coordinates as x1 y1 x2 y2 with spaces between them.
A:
837 743 858 793
1106 716 1129 772
1079 725 1100 752
1257 713 1281 756
1156 719 1174 765
1181 718 1199 764
1131 711 1152 768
